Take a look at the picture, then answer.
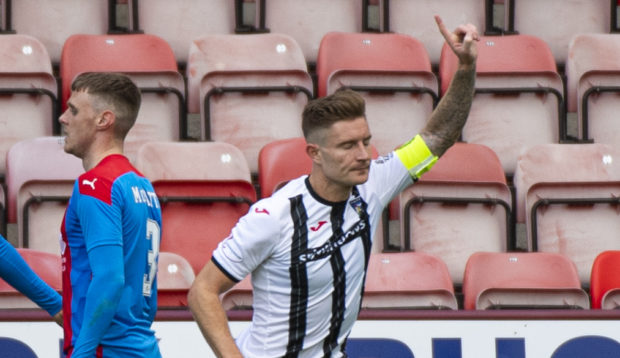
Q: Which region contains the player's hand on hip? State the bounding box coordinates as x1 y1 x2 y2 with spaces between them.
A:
435 15 479 67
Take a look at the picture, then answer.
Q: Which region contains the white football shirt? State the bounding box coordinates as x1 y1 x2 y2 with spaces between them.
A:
213 151 413 357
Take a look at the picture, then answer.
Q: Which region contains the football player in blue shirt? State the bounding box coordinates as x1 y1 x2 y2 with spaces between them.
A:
0 236 62 324
59 72 162 357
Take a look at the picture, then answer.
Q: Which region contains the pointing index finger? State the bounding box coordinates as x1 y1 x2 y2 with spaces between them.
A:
434 15 453 44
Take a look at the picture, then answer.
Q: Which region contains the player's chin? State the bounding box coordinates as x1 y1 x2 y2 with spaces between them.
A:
349 170 370 184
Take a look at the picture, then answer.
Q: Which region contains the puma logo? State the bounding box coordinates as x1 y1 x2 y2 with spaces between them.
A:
310 221 328 232
82 178 98 190
254 208 270 215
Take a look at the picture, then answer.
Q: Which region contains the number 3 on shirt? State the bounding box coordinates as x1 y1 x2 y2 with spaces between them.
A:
143 219 161 296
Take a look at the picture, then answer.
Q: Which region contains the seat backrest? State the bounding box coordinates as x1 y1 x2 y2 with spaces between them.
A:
399 142 512 283
60 34 185 160
138 0 236 63
514 143 620 223
384 0 485 65
0 34 57 175
6 137 84 251
439 34 563 175
12 0 108 63
514 144 620 284
510 0 609 64
565 34 620 143
157 251 195 308
261 0 364 63
258 137 312 198
590 250 620 309
463 252 589 310
363 252 457 310
317 31 437 155
187 33 313 172
136 141 256 273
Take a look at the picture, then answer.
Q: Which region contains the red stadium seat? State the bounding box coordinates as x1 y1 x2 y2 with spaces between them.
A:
463 252 589 310
0 248 61 309
317 32 438 155
135 141 256 274
258 137 312 198
590 250 620 309
398 142 512 284
60 33 186 161
381 0 485 64
507 0 609 64
565 34 620 144
259 0 364 63
186 33 313 173
221 276 253 311
137 0 236 63
513 143 620 284
362 252 457 310
157 251 195 308
0 34 57 176
6 137 84 252
439 34 564 176
11 0 108 63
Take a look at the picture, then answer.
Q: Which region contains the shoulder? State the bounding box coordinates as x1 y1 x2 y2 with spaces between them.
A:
239 177 309 229
78 155 140 204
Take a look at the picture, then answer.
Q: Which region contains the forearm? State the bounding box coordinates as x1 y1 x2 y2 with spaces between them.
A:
72 245 124 357
0 239 62 316
188 264 242 358
420 62 476 157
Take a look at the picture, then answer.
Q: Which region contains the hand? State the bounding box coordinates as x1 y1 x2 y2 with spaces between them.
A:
435 15 479 67
52 310 63 328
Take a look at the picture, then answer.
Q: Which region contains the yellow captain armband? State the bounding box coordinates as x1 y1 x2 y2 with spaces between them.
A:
395 134 438 180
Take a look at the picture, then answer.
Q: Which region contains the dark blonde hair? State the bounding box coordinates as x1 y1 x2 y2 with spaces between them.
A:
71 72 141 140
302 89 365 141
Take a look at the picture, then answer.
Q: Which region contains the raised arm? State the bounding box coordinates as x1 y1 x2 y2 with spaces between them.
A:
420 16 479 157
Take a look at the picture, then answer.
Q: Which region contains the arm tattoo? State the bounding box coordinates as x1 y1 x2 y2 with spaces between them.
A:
420 65 476 157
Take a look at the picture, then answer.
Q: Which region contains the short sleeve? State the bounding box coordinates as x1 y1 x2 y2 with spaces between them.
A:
211 202 281 282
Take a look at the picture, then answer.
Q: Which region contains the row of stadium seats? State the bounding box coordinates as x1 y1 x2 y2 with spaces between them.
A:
3 137 620 291
2 0 619 66
3 243 620 311
3 28 620 179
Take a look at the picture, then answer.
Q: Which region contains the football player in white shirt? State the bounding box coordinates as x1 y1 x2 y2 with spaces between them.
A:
188 15 479 358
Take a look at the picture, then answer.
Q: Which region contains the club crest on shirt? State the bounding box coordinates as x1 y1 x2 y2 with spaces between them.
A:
349 196 363 216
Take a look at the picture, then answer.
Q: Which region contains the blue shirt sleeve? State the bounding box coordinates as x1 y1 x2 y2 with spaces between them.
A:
0 237 62 316
70 244 124 357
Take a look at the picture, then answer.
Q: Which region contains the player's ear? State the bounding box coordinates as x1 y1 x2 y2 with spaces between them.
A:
96 110 115 131
306 142 321 164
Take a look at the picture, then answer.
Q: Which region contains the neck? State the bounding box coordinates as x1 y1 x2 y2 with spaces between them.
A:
82 143 124 171
308 171 352 203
